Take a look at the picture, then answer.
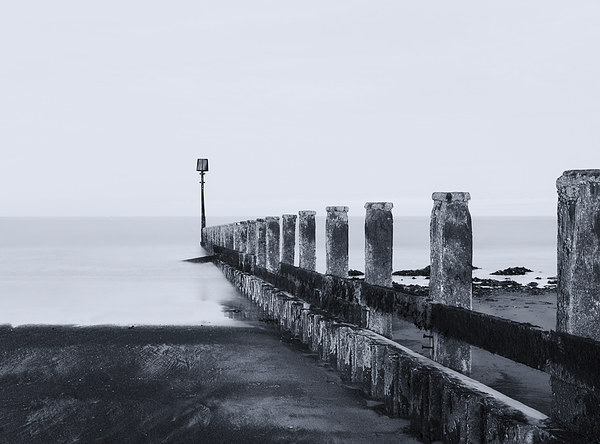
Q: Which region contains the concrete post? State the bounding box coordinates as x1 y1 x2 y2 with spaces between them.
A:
363 202 394 338
256 219 267 268
553 170 600 438
266 216 281 273
556 170 600 340
238 221 248 253
430 192 473 308
430 192 473 375
364 202 393 287
282 214 297 265
247 220 257 255
226 224 234 249
298 210 317 271
326 206 349 277
233 223 241 251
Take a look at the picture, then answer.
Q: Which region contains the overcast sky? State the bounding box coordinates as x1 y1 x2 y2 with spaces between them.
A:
1 2 599 218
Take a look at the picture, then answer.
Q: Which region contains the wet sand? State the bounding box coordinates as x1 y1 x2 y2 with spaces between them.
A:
393 289 557 415
0 324 420 443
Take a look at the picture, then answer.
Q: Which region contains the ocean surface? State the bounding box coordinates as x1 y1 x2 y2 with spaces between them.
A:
0 216 557 326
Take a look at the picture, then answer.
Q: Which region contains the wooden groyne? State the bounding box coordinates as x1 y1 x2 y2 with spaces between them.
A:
203 170 600 443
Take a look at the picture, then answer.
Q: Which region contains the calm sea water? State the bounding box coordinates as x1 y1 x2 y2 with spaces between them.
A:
0 217 244 326
0 216 557 326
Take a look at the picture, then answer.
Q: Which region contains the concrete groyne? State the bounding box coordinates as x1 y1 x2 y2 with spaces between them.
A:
203 170 600 443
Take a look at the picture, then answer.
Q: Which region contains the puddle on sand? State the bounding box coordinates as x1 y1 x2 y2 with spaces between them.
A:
392 314 552 415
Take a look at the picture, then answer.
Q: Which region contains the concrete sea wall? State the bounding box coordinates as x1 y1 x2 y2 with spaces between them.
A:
216 261 565 444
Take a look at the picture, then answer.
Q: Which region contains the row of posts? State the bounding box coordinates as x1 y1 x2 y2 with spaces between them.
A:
204 170 600 346
204 170 600 348
203 203 399 288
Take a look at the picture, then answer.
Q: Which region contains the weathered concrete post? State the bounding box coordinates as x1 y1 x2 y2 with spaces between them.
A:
326 206 349 277
553 170 600 438
239 221 248 254
430 192 473 375
247 220 257 256
233 222 242 252
266 216 281 273
556 170 600 339
226 223 234 249
364 202 394 287
256 218 267 268
364 202 394 338
281 214 297 265
298 210 317 271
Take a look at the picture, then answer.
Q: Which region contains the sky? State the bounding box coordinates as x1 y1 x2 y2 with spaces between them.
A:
1 1 599 218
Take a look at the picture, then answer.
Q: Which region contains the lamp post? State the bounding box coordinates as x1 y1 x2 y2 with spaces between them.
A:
196 158 209 245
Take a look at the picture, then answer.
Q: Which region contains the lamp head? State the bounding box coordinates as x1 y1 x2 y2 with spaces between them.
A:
196 158 209 172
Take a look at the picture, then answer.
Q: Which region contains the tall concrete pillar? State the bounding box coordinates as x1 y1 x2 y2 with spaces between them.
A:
364 202 393 287
266 216 281 272
247 220 257 255
238 221 248 253
281 214 297 265
326 206 349 277
430 192 473 375
256 219 267 268
219 225 225 248
233 222 242 251
226 224 234 249
553 170 600 439
430 192 473 308
556 170 600 340
298 210 316 271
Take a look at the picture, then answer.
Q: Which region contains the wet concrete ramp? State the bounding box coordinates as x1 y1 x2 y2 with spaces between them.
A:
0 325 419 443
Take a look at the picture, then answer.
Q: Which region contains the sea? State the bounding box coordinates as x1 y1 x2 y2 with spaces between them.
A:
0 216 556 327
0 215 559 414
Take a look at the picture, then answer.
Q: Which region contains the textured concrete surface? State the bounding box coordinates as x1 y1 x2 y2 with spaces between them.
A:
430 192 472 309
256 218 267 268
556 169 600 340
325 206 349 277
364 202 393 288
298 210 316 271
554 170 600 440
281 214 297 266
0 324 419 444
430 192 473 375
265 217 280 273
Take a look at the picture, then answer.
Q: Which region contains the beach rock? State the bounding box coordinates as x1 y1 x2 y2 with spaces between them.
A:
348 269 364 277
392 282 429 296
392 265 430 276
490 266 532 276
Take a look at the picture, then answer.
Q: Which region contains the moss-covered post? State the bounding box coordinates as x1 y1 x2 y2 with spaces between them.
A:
256 218 267 268
553 170 600 439
326 206 349 277
266 216 281 273
282 214 297 265
299 210 316 271
430 192 472 375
